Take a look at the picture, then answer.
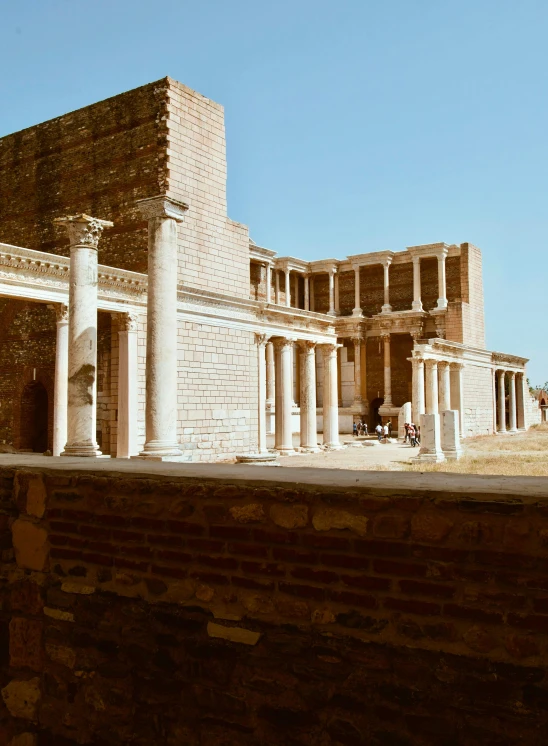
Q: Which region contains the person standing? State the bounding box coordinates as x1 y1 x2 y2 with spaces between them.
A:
383 423 389 441
375 423 382 442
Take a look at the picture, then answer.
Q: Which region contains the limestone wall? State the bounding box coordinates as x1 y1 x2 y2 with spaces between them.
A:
1 464 548 744
463 363 494 437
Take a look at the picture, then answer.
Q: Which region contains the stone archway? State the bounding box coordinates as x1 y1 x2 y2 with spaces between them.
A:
19 381 49 452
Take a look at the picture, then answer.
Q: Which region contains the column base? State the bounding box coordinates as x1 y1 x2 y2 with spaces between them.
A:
436 299 448 310
412 450 446 463
443 448 463 460
381 304 392 314
131 454 189 462
327 310 338 317
411 300 424 312
236 452 279 464
136 440 184 460
61 443 102 457
324 442 344 450
275 448 296 456
299 445 321 453
352 308 363 318
497 429 508 435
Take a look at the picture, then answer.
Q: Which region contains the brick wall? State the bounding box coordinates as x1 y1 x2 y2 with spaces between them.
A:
2 465 548 744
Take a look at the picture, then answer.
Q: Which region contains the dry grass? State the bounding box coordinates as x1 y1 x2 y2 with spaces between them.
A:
467 422 548 453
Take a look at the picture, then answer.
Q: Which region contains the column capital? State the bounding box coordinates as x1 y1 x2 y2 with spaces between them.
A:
55 303 68 323
119 312 139 332
320 342 340 357
507 370 516 379
438 360 449 370
255 332 271 348
136 195 190 222
297 339 316 352
425 358 438 370
351 336 362 346
54 214 113 248
450 361 464 371
412 356 425 368
273 336 296 350
380 331 391 341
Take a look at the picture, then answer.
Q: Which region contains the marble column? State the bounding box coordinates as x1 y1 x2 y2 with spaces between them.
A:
381 259 392 313
412 256 423 311
436 252 448 310
265 265 272 304
425 360 439 415
352 338 364 408
299 341 319 452
274 338 294 452
352 266 363 317
304 275 310 311
497 369 506 433
54 213 113 457
293 342 300 407
516 373 525 430
322 343 341 448
275 270 280 304
382 333 392 407
450 362 464 437
136 195 188 459
492 369 497 433
256 334 269 454
266 341 275 407
53 303 69 457
508 371 517 433
293 273 299 309
285 269 291 308
412 358 425 425
337 346 343 408
310 276 315 312
328 269 337 316
334 273 340 314
438 361 451 411
117 312 139 458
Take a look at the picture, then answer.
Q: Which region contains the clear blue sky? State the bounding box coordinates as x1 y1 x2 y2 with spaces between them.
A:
1 0 547 383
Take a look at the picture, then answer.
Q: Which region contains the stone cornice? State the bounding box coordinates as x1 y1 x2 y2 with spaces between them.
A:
136 195 190 221
347 249 394 268
250 244 276 264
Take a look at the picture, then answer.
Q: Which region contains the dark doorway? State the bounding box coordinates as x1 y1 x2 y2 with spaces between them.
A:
20 381 49 452
370 397 384 430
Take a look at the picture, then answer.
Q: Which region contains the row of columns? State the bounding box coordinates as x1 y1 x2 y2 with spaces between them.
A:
411 358 464 434
256 337 340 454
271 269 338 315
494 369 524 434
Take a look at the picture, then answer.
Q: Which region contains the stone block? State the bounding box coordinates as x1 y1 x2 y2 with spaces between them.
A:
398 402 412 439
1 677 41 721
207 622 261 645
441 410 463 460
414 413 445 463
9 618 43 671
11 520 49 572
312 507 368 537
270 504 308 529
14 472 47 518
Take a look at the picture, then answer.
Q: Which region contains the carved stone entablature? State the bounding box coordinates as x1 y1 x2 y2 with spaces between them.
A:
119 311 139 332
136 195 190 222
492 352 528 368
370 310 427 338
98 268 147 298
54 214 113 249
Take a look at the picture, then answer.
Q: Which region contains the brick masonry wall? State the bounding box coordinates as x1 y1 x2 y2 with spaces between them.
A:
2 467 548 744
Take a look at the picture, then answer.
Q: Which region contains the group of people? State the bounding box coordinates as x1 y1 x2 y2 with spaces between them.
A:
403 422 421 447
352 420 369 437
375 422 392 441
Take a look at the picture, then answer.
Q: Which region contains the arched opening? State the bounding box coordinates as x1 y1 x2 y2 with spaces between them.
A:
19 381 49 453
370 397 384 430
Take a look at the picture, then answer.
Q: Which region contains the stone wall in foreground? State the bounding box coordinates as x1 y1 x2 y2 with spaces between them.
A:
1 465 548 744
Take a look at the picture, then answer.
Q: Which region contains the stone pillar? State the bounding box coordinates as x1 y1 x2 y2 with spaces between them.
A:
310 276 315 312
117 312 139 458
425 360 439 415
274 338 295 452
256 334 269 454
352 266 362 317
265 265 272 304
275 270 280 304
382 333 392 407
438 361 451 411
53 304 69 457
412 256 423 311
136 195 188 460
54 213 113 457
508 371 517 433
299 341 319 452
450 362 464 437
415 413 445 463
322 343 341 448
328 269 337 316
285 269 291 308
492 368 497 433
381 259 392 313
497 370 506 433
304 275 310 311
441 410 463 460
265 341 275 434
337 346 343 408
412 358 425 424
516 373 525 429
334 273 340 315
293 342 300 407
352 338 364 408
293 273 299 309
436 252 448 310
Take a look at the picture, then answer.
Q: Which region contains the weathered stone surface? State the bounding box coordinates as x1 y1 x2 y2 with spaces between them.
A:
312 507 368 536
270 503 308 529
45 642 76 669
14 473 47 519
60 582 95 595
11 520 48 571
463 626 498 653
9 618 42 670
195 585 215 602
207 622 261 645
240 594 275 615
229 504 266 523
411 512 453 543
504 634 539 659
10 734 37 746
43 607 74 622
2 677 41 721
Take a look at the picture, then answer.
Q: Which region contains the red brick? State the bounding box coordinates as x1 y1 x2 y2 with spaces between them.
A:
79 525 110 539
340 575 391 591
169 520 204 536
526 577 548 591
196 555 238 571
291 567 338 584
384 598 441 616
96 515 130 528
443 604 502 625
210 525 252 541
81 552 113 567
373 515 409 539
50 548 82 561
47 509 64 519
119 546 152 559
241 561 285 577
148 534 183 548
156 550 192 564
151 564 188 580
232 576 275 591
50 521 79 534
301 534 351 551
111 530 143 542
355 540 410 557
189 571 229 585
133 517 165 530
533 598 548 614
86 541 119 555
115 558 149 572
187 538 225 553
62 509 94 521
49 534 69 546
253 528 298 545
231 543 269 559
273 547 318 564
328 590 378 609
411 545 470 563
475 550 536 570
507 613 548 633
399 580 455 599
373 559 427 577
279 582 325 601
319 554 370 571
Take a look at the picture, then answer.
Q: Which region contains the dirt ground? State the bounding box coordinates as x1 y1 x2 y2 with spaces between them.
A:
273 424 548 476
